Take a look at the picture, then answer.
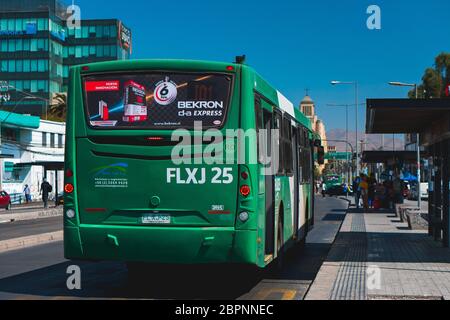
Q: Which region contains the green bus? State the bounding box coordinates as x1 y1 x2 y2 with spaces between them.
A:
64 59 322 269
323 174 342 190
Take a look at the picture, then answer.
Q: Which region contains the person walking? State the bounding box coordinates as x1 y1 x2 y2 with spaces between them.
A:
40 178 52 208
353 175 362 208
23 184 31 203
321 182 327 197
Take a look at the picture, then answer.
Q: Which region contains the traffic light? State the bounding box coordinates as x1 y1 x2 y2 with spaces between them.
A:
317 146 325 165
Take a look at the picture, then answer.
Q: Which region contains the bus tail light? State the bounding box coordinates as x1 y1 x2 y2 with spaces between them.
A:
241 171 248 180
65 183 74 193
240 185 251 197
65 169 73 177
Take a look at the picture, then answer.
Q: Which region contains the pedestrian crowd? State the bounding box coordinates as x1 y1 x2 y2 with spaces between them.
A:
352 173 405 212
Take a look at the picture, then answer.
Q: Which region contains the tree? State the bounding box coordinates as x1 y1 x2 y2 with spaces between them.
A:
435 52 450 97
48 93 67 122
409 52 449 98
422 68 442 98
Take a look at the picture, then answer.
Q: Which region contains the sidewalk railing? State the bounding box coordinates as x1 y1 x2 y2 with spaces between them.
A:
9 193 23 204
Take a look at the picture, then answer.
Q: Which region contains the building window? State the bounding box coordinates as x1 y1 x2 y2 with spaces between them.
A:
50 133 55 148
16 60 23 72
1 127 19 142
75 46 82 58
23 80 31 90
63 66 69 78
8 60 15 72
16 39 23 51
42 132 47 147
103 25 110 37
82 26 89 38
30 39 38 51
58 134 63 148
23 39 30 51
30 60 37 72
31 80 38 93
8 39 15 52
23 59 30 72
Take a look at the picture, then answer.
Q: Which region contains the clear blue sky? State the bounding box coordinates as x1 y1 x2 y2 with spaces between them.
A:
73 0 450 131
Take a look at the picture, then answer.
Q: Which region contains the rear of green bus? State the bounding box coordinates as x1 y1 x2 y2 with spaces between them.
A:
64 60 259 266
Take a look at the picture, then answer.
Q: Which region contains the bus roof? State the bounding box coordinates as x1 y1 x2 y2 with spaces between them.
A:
73 58 313 131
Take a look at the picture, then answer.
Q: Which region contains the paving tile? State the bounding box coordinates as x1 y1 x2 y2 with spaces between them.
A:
306 207 450 300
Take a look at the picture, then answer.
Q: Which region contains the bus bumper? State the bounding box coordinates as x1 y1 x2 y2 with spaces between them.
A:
64 225 257 265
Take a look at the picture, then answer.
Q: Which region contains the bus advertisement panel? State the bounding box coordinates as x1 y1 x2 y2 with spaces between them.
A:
84 73 232 129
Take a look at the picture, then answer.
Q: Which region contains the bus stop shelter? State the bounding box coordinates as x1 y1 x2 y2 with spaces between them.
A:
366 98 450 247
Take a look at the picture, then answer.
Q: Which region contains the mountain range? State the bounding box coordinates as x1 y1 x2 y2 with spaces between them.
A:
326 129 405 152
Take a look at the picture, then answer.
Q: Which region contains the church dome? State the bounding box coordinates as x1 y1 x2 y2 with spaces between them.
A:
301 95 313 104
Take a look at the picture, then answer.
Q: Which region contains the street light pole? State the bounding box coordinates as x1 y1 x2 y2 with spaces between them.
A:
355 82 359 175
327 103 351 185
331 80 360 177
388 81 421 209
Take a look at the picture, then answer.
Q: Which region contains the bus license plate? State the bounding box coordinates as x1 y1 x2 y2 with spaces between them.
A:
141 213 171 224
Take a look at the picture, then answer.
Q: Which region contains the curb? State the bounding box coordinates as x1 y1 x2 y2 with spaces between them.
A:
305 197 352 300
0 230 63 253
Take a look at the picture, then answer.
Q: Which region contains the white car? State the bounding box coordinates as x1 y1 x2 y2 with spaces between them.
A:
410 182 428 200
420 182 428 200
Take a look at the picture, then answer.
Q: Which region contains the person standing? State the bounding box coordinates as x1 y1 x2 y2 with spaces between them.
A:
23 184 31 203
40 178 52 208
368 173 376 208
353 175 362 208
359 175 369 212
393 174 404 205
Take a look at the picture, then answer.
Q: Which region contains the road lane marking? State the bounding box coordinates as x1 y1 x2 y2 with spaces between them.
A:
254 288 297 300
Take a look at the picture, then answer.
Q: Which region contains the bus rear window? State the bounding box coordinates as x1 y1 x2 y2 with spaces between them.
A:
83 72 233 129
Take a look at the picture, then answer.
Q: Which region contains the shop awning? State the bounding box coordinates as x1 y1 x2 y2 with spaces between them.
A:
366 98 450 134
0 110 40 129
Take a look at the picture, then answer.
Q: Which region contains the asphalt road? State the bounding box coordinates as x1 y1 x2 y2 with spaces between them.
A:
0 216 63 241
0 196 348 300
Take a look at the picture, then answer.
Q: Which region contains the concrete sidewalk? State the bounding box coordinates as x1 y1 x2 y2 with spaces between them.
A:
306 207 450 300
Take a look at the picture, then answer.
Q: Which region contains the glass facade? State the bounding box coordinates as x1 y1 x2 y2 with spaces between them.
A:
0 0 131 117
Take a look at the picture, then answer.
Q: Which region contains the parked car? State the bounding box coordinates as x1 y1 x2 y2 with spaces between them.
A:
0 191 11 210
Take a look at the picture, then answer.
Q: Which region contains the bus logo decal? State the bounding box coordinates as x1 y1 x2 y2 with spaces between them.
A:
91 163 128 176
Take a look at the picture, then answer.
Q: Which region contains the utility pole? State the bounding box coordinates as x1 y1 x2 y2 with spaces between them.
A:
388 81 421 208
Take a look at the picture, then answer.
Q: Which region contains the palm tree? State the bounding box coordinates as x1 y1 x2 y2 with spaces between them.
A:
48 93 67 122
